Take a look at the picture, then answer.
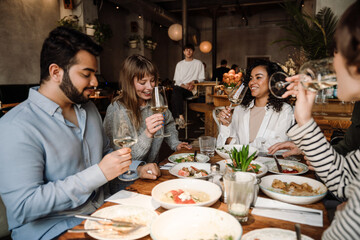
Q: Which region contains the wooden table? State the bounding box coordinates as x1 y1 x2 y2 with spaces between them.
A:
194 81 217 103
59 149 330 240
188 103 217 137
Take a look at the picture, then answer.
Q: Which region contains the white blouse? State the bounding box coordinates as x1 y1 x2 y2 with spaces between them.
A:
216 100 294 150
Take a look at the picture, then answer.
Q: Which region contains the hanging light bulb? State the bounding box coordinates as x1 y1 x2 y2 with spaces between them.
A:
168 23 182 41
200 41 212 53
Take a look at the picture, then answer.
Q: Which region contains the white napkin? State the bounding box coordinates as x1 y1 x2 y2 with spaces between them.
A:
160 163 175 170
252 197 323 227
105 190 160 211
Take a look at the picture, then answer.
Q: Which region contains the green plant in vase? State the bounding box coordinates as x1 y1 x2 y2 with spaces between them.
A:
227 145 258 173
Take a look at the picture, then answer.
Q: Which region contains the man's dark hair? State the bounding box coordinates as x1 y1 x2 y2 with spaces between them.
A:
183 43 195 51
40 26 102 84
220 59 227 65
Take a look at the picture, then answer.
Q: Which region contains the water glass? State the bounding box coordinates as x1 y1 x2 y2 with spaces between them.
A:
199 136 216 157
224 171 256 222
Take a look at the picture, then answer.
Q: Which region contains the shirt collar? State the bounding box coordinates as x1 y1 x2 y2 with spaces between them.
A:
28 86 83 116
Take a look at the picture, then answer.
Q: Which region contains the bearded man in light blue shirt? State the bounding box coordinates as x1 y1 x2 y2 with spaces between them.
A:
0 27 160 240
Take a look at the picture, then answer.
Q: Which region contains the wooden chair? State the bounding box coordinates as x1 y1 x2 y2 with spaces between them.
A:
0 102 20 115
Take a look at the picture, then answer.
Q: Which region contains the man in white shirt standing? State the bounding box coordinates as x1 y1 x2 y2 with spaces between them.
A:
171 44 205 129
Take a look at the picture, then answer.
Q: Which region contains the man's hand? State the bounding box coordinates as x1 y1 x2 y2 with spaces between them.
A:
98 148 132 181
268 141 302 157
176 142 192 151
137 163 161 180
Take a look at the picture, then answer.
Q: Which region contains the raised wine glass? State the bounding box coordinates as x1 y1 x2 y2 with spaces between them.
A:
114 109 139 182
227 82 248 109
150 86 171 138
269 58 336 99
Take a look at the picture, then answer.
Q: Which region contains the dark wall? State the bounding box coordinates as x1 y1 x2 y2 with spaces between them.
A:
0 0 59 85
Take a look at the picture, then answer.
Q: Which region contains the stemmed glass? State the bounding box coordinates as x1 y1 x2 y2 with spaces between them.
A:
227 82 248 109
113 109 139 182
150 86 171 138
269 58 336 98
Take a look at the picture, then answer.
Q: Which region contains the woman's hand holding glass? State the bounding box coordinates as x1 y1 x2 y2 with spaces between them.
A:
281 75 317 126
98 148 132 181
218 106 233 126
145 113 165 138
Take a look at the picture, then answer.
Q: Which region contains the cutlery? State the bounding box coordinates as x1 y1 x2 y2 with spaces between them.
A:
194 150 198 162
251 206 321 215
68 228 108 233
295 223 302 240
273 155 283 173
74 214 144 228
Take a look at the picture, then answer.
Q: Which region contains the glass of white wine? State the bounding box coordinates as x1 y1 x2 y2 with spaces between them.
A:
269 58 336 99
114 109 139 182
227 82 248 109
150 86 171 138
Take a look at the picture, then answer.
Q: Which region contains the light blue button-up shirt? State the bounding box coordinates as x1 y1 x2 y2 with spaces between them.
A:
0 87 141 240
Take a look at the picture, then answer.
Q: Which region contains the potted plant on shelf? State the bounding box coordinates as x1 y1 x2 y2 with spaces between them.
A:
128 35 140 49
91 19 113 45
57 15 82 31
143 36 157 50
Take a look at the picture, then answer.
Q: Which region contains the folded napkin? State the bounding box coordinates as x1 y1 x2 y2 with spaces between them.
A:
105 190 160 211
252 197 323 227
160 163 175 170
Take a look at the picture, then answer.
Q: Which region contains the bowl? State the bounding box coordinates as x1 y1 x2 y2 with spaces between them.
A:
151 179 222 209
259 175 327 205
169 162 211 179
217 159 268 178
150 206 242 240
168 153 210 163
242 228 314 240
84 205 158 240
265 160 309 175
216 144 258 159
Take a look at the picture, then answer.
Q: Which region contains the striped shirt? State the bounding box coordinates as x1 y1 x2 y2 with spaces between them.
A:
288 119 360 239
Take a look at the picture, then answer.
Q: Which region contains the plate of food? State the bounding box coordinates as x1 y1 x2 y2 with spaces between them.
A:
217 159 268 178
169 162 211 179
84 205 158 240
259 175 327 205
216 144 258 159
151 206 242 240
242 228 313 240
168 153 210 163
265 160 309 175
151 179 222 209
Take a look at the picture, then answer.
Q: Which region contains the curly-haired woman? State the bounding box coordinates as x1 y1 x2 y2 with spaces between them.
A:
216 59 294 151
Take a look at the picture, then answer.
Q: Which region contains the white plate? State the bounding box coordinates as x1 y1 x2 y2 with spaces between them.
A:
151 179 222 209
84 205 158 240
259 175 327 205
217 159 268 178
151 206 242 240
265 160 309 175
169 162 211 179
215 144 258 159
242 228 314 240
168 153 210 163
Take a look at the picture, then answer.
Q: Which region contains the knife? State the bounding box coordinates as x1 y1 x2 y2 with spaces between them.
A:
252 206 321 215
273 155 283 173
194 150 198 162
74 214 143 228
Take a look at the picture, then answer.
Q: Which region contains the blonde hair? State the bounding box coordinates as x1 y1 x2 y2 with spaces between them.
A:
113 54 159 129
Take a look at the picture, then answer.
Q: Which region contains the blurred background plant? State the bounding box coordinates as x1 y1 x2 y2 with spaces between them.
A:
57 15 82 32
274 1 338 61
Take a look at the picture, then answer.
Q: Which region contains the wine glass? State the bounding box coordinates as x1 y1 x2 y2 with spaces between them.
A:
227 82 248 109
113 109 139 182
150 86 171 138
269 58 336 99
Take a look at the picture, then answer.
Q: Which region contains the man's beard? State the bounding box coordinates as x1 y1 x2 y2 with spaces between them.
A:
60 70 90 104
